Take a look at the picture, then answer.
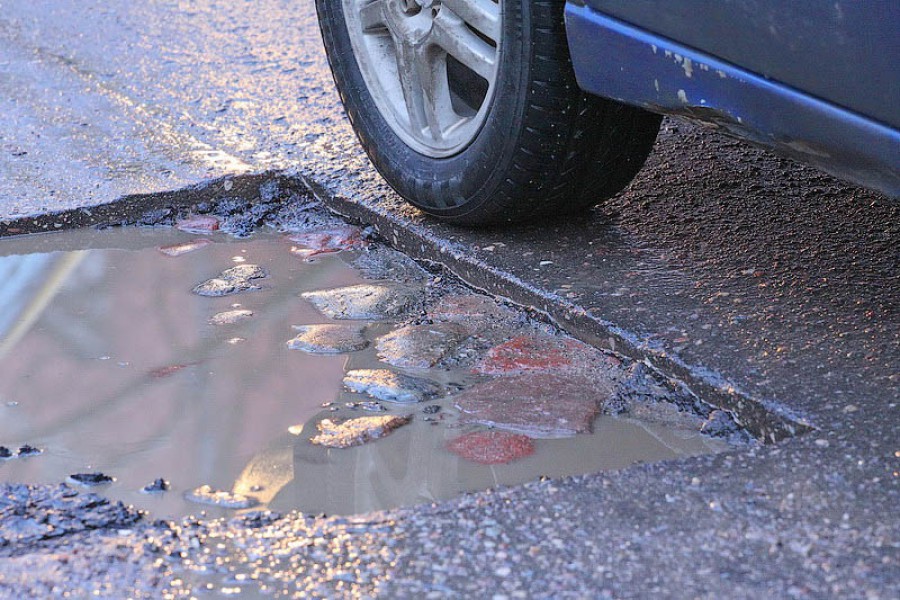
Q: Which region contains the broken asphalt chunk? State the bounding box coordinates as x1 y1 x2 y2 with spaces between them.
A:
68 473 114 487
287 324 369 353
343 369 441 404
454 373 610 438
375 323 468 368
210 309 254 325
141 478 170 493
474 335 610 376
193 264 268 297
301 284 421 320
17 445 42 457
309 415 412 449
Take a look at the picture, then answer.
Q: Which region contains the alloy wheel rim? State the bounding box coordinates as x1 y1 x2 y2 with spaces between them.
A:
342 0 502 158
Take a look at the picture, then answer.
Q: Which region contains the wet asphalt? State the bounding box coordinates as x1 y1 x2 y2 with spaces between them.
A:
0 0 898 598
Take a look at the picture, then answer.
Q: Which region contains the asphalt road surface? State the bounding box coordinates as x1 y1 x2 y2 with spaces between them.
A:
0 1 897 598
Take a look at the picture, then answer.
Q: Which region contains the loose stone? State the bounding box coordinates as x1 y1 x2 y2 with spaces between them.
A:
210 309 254 325
141 478 170 493
158 238 212 256
454 373 609 438
343 369 441 404
309 415 412 449
422 405 441 415
185 485 258 509
375 323 468 369
193 264 268 297
17 444 42 457
287 324 368 353
68 473 114 487
301 284 421 320
344 401 387 412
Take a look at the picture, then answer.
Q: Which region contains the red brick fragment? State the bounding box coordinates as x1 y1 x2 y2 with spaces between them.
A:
446 431 535 465
474 335 597 376
175 215 219 234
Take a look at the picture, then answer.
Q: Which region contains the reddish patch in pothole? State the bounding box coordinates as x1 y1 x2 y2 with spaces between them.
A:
175 215 220 234
474 335 598 375
446 431 535 465
287 225 363 258
454 373 608 437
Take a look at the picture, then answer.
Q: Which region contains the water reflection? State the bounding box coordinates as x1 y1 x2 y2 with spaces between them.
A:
0 228 357 517
0 227 724 518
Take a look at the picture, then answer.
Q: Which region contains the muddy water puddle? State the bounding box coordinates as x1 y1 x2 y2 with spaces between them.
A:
0 225 727 518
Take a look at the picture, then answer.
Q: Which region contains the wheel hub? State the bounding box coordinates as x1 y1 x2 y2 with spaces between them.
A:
383 0 435 46
342 0 502 157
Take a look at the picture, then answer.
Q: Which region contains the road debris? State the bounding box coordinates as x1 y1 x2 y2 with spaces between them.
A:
343 369 441 403
474 335 607 376
193 264 268 296
17 445 42 457
301 284 421 320
375 323 468 368
209 309 254 325
309 415 412 449
454 374 609 438
68 473 115 487
287 324 368 353
141 479 170 494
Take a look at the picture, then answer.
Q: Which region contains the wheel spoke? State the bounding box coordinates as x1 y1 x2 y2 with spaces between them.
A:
393 42 430 136
341 0 501 155
359 0 389 33
430 9 496 81
441 0 500 41
416 51 454 141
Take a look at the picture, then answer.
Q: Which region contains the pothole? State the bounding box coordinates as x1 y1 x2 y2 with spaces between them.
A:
1 202 747 518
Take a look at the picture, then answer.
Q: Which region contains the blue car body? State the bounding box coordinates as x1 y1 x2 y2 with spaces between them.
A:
564 1 900 196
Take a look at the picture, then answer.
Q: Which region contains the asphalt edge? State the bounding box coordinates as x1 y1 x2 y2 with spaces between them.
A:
297 174 814 443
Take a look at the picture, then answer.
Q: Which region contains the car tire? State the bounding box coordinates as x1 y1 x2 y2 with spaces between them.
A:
316 0 662 225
